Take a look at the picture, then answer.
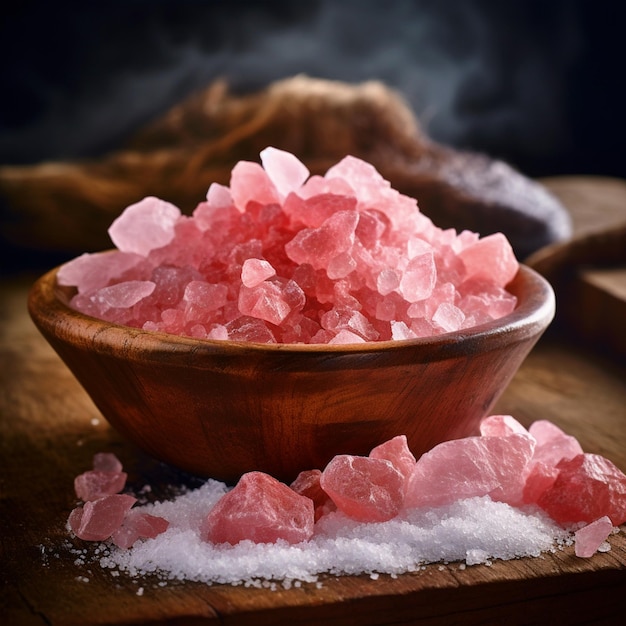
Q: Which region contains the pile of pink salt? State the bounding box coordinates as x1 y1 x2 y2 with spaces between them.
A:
67 417 625 587
57 147 519 344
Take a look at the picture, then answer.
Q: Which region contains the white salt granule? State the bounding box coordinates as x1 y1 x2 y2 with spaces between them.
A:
98 484 569 587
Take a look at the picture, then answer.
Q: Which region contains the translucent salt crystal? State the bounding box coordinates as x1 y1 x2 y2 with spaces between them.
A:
377 269 401 296
260 146 310 198
327 252 356 280
574 516 614 558
206 182 233 208
398 250 436 303
201 472 314 545
183 281 228 313
432 302 465 333
320 455 405 522
241 258 277 288
57 251 143 294
94 281 156 309
390 321 416 341
284 192 357 229
74 470 127 502
225 317 277 343
230 161 280 212
111 510 170 550
405 434 535 509
480 415 530 438
537 453 626 526
290 469 336 521
238 282 292 325
92 452 123 474
458 233 518 286
369 435 417 485
108 196 181 255
528 420 584 468
298 174 355 200
328 329 366 344
68 494 137 541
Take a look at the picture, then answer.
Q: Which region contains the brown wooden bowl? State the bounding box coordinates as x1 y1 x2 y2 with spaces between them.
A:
28 264 554 483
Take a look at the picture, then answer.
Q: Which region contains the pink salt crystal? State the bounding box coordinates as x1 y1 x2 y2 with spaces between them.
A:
241 258 276 288
390 321 416 341
328 329 366 344
260 146 310 198
94 281 156 309
74 470 127 502
522 463 559 505
398 250 436 303
320 455 405 522
528 420 584 468
369 435 417 485
238 282 292 325
284 210 359 270
230 161 280 212
69 494 137 541
537 453 626 526
480 415 530 438
111 510 170 549
284 193 358 229
57 251 143 294
183 281 228 313
431 302 465 333
108 196 181 256
298 174 355 199
92 452 123 474
405 433 535 509
458 232 518 286
290 469 336 522
201 471 314 545
574 516 614 558
206 182 233 208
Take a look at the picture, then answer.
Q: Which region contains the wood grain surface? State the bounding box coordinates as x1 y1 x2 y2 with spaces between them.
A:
1 176 625 625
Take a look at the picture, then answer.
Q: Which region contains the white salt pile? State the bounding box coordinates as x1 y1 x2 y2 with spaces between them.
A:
57 147 519 344
65 416 626 588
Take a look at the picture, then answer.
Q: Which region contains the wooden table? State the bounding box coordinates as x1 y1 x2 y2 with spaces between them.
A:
2 177 625 625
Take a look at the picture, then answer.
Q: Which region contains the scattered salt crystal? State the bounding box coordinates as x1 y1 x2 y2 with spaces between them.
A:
574 516 614 558
74 470 127 501
61 148 520 344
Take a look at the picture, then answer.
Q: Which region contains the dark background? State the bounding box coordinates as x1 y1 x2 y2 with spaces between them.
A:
1 0 625 178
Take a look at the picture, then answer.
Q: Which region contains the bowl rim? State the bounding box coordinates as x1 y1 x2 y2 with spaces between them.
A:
28 263 555 357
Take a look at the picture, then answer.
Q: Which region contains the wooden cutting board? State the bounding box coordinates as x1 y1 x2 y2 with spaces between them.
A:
1 176 625 625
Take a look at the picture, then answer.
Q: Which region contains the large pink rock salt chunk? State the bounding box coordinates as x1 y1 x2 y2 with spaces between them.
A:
458 232 518 286
405 433 535 509
68 494 137 541
284 192 358 229
320 455 405 522
110 510 170 549
431 302 465 333
480 415 530 438
522 420 584 505
290 469 336 522
238 281 293 326
206 182 233 208
528 420 584 468
108 196 181 256
574 516 614 558
537 453 626 526
369 435 417 486
201 471 314 545
241 258 276 288
74 470 127 502
260 146 310 198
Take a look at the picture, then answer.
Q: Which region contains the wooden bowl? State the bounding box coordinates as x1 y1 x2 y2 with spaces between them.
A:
28 265 554 483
